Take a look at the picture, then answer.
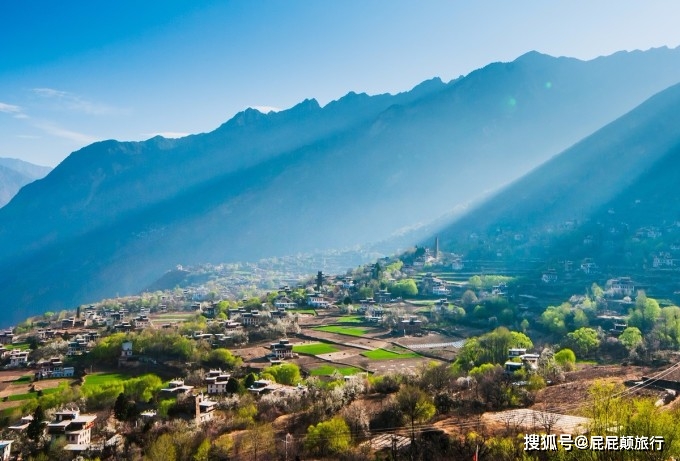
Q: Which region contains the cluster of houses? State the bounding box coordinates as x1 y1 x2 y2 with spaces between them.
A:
7 409 99 454
35 357 75 379
504 348 540 374
419 273 451 296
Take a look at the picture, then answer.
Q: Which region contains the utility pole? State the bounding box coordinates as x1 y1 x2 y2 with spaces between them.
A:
282 433 292 461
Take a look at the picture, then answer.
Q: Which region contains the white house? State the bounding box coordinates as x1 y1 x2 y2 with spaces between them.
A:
47 410 96 449
0 441 12 461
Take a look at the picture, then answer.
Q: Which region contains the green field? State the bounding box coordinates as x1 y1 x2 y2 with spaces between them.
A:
313 326 371 337
82 372 133 390
337 316 365 324
292 343 340 355
310 365 362 376
7 387 61 402
12 375 33 384
5 343 30 351
407 300 436 306
361 348 421 360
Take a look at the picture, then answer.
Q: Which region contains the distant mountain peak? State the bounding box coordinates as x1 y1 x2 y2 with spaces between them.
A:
290 98 321 112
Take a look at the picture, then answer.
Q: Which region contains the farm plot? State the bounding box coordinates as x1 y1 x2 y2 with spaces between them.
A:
361 348 421 360
310 364 363 377
313 325 372 337
292 343 340 355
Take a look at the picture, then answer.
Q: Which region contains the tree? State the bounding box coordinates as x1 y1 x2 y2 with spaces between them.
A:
553 348 576 370
342 404 370 440
468 275 483 290
146 433 176 461
539 303 571 335
27 405 45 442
114 393 129 421
566 327 600 357
619 326 643 351
244 373 257 389
225 377 243 394
659 306 680 349
461 290 478 307
264 363 301 385
396 385 436 442
316 271 324 291
629 292 661 333
194 438 210 461
305 417 351 458
239 424 275 461
206 348 242 369
390 279 418 298
124 374 163 402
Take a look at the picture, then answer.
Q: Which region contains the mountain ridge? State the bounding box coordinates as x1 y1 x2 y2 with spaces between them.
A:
3 47 680 322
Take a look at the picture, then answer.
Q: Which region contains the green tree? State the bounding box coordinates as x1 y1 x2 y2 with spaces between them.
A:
27 405 45 442
659 306 680 348
539 303 571 335
566 327 600 357
468 275 483 290
461 290 478 307
113 393 128 421
573 308 589 328
243 373 257 389
225 377 243 394
193 438 210 461
629 292 661 333
124 374 162 402
553 348 576 369
305 417 351 457
206 348 242 369
619 326 643 351
390 279 418 298
89 333 128 365
146 433 176 461
264 363 301 385
396 385 436 442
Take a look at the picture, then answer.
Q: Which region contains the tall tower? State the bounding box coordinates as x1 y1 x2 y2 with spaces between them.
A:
434 236 440 260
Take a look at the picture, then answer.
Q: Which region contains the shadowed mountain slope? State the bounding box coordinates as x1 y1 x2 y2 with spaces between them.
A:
3 48 680 322
435 82 680 275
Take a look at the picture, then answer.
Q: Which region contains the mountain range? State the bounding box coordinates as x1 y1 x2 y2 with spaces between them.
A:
0 158 51 207
3 47 680 323
435 80 680 294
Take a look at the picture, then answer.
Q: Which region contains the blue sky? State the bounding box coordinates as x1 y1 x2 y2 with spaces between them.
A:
2 1 680 166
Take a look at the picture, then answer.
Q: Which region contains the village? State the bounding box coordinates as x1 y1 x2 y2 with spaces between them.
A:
0 240 677 460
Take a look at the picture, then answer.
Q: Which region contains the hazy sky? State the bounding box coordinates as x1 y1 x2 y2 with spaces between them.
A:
2 1 680 166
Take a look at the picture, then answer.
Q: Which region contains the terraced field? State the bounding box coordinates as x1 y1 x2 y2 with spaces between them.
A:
292 343 340 355
313 325 372 337
361 348 421 360
310 365 362 376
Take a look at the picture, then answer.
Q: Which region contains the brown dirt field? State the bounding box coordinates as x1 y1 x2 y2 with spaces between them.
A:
532 365 658 415
395 333 461 346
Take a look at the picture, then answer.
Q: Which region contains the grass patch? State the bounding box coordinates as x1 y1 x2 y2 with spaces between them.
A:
310 365 362 376
361 348 420 360
293 343 340 355
313 326 371 337
82 372 132 390
0 407 21 419
337 316 365 324
288 309 317 315
6 387 62 402
5 343 30 351
406 300 435 306
12 375 32 384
